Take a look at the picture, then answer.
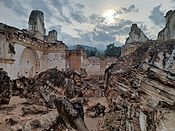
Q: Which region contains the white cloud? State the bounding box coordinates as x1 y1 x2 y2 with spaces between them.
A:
0 0 174 49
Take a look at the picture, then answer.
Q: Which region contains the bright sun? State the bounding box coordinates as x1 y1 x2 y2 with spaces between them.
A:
103 9 117 24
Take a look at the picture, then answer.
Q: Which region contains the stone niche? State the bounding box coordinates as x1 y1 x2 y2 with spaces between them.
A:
0 34 15 62
158 10 175 41
18 47 40 78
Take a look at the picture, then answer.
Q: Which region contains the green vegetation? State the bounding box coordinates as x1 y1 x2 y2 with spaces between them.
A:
104 43 121 57
85 47 97 57
80 43 121 58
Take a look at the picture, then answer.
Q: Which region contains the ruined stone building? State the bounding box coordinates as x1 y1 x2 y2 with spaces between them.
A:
0 10 115 78
66 45 116 76
0 10 67 79
84 57 116 75
66 45 86 71
121 23 149 57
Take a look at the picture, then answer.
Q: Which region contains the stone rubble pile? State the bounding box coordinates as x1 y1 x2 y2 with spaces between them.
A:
103 39 175 131
0 68 12 104
0 67 106 131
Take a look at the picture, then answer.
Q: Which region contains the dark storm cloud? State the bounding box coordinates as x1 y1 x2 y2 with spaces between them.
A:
149 5 165 27
49 0 73 24
89 14 105 24
70 11 86 23
50 0 70 15
75 3 85 9
30 0 53 18
92 30 116 42
49 0 86 24
95 20 133 35
73 16 149 48
1 0 28 16
60 32 82 45
48 25 82 45
69 2 86 23
90 20 133 43
73 29 93 43
49 25 62 33
50 0 64 15
116 5 139 14
57 15 72 24
73 19 133 45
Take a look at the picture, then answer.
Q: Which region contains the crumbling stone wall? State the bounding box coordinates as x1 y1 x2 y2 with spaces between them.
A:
158 10 175 41
84 57 115 76
104 40 175 130
0 34 67 79
18 47 40 77
0 9 68 78
40 52 67 72
85 57 101 75
0 34 15 60
66 50 84 71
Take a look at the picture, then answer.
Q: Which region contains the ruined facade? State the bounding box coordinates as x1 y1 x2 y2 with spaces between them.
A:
0 10 67 79
66 45 115 76
158 10 175 41
0 10 114 78
66 45 86 71
84 57 116 76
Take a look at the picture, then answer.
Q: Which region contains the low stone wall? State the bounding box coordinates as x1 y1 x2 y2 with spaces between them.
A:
85 57 116 76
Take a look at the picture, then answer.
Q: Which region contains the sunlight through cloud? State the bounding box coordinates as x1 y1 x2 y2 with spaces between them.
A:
102 9 118 24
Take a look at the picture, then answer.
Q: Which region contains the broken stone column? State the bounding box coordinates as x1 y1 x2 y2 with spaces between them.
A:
47 29 57 42
28 10 46 36
158 10 175 41
54 97 89 131
125 24 149 44
21 68 89 130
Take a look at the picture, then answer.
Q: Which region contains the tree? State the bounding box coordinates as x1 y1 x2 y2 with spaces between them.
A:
96 51 105 59
85 47 97 57
104 43 121 57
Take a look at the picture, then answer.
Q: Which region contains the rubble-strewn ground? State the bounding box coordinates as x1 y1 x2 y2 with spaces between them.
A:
0 67 109 131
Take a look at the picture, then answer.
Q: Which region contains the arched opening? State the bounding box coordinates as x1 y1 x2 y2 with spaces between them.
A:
18 47 40 78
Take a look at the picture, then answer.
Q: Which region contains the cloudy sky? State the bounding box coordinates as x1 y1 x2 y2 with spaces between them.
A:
0 0 174 50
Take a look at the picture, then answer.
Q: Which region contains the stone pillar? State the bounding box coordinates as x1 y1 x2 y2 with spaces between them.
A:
47 30 57 42
28 10 46 36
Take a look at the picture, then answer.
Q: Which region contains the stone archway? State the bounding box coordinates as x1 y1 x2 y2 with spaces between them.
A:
18 47 40 77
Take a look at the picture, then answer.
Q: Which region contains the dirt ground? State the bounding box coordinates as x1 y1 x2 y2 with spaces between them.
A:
0 96 109 131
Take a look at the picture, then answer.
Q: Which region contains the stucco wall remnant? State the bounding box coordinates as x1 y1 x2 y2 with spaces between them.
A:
0 10 114 78
84 57 116 76
158 10 175 41
0 10 67 79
